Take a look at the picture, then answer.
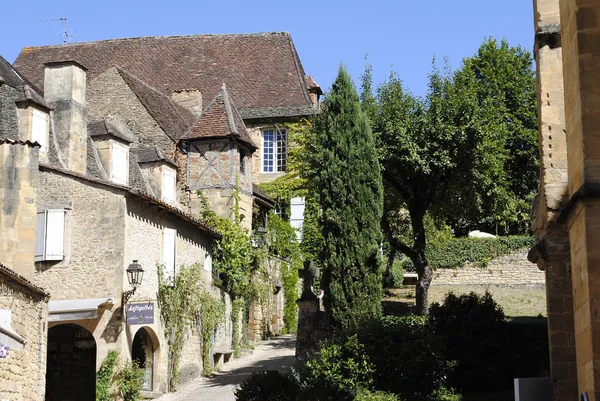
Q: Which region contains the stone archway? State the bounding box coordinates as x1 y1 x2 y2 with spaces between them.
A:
45 324 97 401
131 326 160 392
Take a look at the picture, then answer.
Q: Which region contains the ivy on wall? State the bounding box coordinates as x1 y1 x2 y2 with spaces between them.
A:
157 263 224 389
403 235 534 270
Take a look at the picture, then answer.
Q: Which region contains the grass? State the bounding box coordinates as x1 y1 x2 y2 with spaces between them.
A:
382 285 547 318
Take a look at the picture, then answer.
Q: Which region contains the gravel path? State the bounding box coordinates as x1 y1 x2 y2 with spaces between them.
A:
156 335 296 401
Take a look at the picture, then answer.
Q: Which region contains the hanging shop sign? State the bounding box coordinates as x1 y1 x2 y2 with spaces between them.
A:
126 302 154 325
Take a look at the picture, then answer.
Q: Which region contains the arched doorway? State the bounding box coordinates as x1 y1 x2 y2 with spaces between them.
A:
132 327 154 391
45 324 96 401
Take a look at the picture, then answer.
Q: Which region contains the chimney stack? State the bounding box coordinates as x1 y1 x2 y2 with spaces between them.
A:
44 60 88 174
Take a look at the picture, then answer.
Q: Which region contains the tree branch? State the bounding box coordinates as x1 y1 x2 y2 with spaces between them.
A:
381 214 416 259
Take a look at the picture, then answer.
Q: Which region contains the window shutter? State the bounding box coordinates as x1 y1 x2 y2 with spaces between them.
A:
290 197 306 241
31 110 48 152
204 250 212 272
44 209 65 260
35 211 47 262
162 168 176 204
163 228 177 280
111 143 129 185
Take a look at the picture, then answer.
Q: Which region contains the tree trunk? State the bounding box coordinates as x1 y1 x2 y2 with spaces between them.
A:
384 248 397 288
413 252 433 315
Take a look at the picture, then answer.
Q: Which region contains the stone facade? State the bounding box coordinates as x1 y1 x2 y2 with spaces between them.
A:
432 251 545 287
0 142 40 280
0 266 49 401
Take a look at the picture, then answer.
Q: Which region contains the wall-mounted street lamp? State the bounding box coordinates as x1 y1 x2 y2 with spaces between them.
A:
122 260 144 307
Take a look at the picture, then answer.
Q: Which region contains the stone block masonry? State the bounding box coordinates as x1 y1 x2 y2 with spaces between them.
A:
431 251 545 287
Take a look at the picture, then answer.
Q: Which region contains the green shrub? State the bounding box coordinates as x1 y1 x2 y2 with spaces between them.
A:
355 390 403 401
429 291 505 392
357 315 450 400
302 335 375 401
117 360 145 401
235 371 298 401
384 258 404 289
96 350 119 401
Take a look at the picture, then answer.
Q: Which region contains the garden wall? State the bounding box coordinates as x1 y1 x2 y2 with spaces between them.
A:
431 250 544 287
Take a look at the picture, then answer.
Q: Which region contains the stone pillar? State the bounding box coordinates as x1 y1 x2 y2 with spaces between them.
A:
530 1 578 399
559 0 600 398
44 60 88 174
0 141 40 279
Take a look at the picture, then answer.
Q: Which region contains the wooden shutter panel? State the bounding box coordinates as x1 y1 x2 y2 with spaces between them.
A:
111 143 129 185
45 209 65 260
163 228 176 280
34 211 47 262
204 250 212 272
31 110 48 152
290 197 306 241
162 168 176 204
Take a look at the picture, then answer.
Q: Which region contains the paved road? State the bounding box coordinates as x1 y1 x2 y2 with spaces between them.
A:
157 335 296 401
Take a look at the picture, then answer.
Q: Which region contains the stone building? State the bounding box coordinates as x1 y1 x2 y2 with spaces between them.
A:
530 0 600 400
0 263 49 401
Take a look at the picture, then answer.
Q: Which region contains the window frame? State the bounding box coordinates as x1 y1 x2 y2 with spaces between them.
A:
261 128 287 173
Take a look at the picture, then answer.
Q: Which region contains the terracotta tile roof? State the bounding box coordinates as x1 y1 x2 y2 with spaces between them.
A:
14 32 315 119
0 262 49 298
305 75 322 95
182 83 257 150
116 67 196 141
39 162 221 239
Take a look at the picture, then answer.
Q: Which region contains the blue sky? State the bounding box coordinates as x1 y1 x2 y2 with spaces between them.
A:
0 0 534 96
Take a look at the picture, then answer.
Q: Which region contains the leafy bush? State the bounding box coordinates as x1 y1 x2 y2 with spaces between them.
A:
235 371 298 401
302 335 376 401
355 390 403 401
383 258 404 289
117 360 145 401
96 350 119 401
357 315 450 400
429 292 507 392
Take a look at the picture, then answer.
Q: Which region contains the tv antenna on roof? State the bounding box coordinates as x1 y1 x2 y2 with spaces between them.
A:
38 14 78 44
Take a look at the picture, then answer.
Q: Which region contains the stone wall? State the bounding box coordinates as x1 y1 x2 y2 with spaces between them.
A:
35 168 126 300
0 273 48 401
431 250 545 287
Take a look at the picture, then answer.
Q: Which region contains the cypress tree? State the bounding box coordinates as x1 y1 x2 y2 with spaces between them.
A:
309 65 384 330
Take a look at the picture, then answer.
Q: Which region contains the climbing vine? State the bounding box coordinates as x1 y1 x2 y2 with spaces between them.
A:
231 298 245 357
158 262 224 389
198 291 225 376
96 350 119 401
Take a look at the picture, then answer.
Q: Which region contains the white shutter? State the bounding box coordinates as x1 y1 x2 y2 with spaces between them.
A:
162 168 176 204
163 228 176 280
34 211 47 262
45 209 65 260
204 250 212 272
31 109 48 152
290 197 306 241
111 142 129 185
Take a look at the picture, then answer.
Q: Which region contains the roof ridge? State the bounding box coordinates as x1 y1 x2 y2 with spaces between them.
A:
220 83 238 134
20 31 291 51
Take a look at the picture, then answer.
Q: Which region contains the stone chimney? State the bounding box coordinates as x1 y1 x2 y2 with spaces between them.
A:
44 60 88 174
171 89 202 118
0 141 40 279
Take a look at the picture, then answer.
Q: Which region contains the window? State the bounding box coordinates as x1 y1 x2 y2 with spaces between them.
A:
31 109 48 152
111 142 129 185
162 228 177 280
262 128 286 173
239 149 246 174
162 167 176 205
290 197 306 242
35 209 65 262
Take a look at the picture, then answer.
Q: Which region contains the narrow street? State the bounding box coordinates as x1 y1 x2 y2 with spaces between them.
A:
156 335 297 401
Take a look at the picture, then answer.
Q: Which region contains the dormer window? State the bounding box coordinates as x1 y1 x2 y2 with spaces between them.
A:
111 142 129 185
31 109 48 152
162 167 176 204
